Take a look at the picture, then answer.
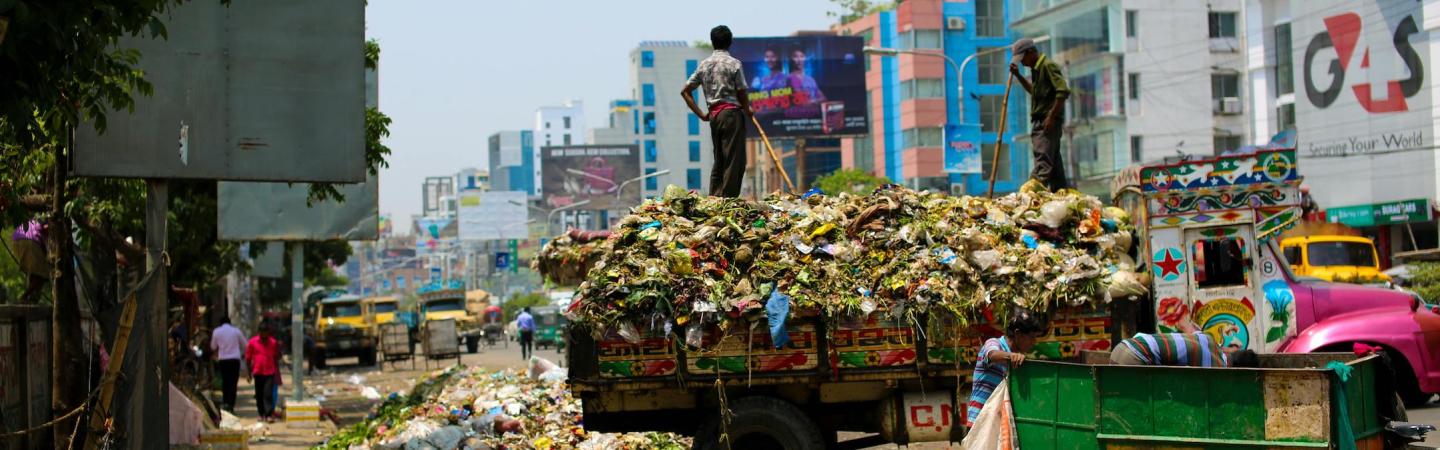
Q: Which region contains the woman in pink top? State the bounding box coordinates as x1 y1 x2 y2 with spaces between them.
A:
245 325 283 421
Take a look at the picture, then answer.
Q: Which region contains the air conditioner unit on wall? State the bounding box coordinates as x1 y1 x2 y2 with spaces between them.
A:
1213 97 1242 115
946 17 966 31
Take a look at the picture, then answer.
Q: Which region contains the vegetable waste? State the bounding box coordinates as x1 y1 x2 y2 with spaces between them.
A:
560 184 1148 341
316 365 689 450
534 230 612 286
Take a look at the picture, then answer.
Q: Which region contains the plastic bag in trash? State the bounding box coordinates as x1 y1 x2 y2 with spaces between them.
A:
766 289 792 349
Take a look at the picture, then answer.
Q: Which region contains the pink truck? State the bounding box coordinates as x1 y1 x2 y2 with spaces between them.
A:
1113 148 1440 405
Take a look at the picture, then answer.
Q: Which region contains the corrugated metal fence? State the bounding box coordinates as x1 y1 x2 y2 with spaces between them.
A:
0 305 52 450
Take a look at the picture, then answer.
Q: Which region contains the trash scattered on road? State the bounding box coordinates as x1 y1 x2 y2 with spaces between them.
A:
316 364 689 450
557 185 1145 341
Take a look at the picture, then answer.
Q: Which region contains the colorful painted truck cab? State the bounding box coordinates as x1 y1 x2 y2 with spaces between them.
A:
1112 148 1440 406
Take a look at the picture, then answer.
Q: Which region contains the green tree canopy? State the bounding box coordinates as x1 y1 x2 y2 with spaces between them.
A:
814 168 891 196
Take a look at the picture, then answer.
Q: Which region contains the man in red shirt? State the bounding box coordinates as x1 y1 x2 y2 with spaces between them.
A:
245 325 283 421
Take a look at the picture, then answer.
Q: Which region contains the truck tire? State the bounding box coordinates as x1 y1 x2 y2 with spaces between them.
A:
694 396 824 450
466 337 480 354
359 349 377 367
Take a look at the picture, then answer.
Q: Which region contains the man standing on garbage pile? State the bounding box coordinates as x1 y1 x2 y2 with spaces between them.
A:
245 324 283 422
517 307 536 360
966 307 1049 427
682 25 753 198
1009 37 1070 192
210 316 247 413
1109 321 1260 368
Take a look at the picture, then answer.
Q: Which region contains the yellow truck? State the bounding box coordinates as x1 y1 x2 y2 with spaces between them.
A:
315 295 377 367
1280 234 1391 285
362 295 402 327
418 288 483 354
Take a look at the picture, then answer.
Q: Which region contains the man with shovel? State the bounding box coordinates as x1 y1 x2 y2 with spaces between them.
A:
683 25 753 198
1009 38 1070 191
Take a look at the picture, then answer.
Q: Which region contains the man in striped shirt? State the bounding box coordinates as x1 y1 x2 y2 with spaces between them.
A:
1109 322 1259 368
966 307 1049 426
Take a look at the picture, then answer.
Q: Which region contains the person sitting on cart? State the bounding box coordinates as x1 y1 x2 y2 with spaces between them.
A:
965 306 1049 426
1109 321 1259 368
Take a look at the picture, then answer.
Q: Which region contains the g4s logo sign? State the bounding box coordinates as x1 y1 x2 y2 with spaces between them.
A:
1304 11 1424 113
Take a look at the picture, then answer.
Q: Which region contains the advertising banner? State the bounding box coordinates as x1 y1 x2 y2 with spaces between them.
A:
731 36 869 137
1290 0 1432 207
414 217 453 256
944 124 982 174
457 191 529 241
540 145 640 210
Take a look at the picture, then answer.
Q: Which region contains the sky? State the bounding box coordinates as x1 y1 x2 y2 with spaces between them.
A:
366 0 839 233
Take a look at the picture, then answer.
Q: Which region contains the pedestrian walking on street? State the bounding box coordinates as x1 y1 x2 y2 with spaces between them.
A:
245 324 283 422
683 25 753 198
517 307 536 360
209 317 247 413
1010 38 1071 191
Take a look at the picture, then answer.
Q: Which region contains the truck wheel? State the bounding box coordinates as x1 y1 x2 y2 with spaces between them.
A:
466 337 479 354
694 396 824 450
359 350 377 367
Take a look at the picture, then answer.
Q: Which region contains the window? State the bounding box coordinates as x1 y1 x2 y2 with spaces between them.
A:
688 114 700 135
1277 103 1296 131
645 168 658 190
901 79 945 101
979 95 1005 132
1283 245 1302 267
1125 10 1138 38
641 50 655 68
1130 135 1143 163
1127 73 1140 100
1213 134 1242 155
686 168 702 190
1074 134 1098 163
1274 23 1294 96
563 134 572 145
643 112 656 134
975 0 1005 37
563 117 571 129
904 30 942 49
852 136 874 172
902 127 944 148
689 141 701 162
644 140 657 163
1193 237 1250 289
1306 242 1376 268
981 143 1010 181
642 83 656 107
1212 73 1240 113
978 48 1006 84
545 122 551 129
1208 12 1237 38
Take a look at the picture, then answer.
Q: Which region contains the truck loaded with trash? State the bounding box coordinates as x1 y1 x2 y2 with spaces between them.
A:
529 149 1440 449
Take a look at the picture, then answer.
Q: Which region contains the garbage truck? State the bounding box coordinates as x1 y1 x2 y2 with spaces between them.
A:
565 149 1440 448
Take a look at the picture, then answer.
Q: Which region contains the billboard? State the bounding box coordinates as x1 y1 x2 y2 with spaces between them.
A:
1290 0 1432 207
944 124 982 174
74 0 365 182
731 36 869 137
540 145 640 210
217 171 379 241
458 191 529 241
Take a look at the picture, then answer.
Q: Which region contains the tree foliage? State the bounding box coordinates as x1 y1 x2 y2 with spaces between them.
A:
814 168 891 196
1407 262 1440 305
828 0 900 25
503 292 548 323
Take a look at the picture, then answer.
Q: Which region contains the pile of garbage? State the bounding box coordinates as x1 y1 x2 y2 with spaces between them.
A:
533 230 613 286
316 360 690 450
567 184 1148 341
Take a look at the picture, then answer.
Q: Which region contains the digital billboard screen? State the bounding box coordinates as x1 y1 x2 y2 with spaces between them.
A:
731 36 869 137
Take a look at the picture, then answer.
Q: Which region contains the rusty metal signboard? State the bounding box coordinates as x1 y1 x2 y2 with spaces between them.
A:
74 0 365 183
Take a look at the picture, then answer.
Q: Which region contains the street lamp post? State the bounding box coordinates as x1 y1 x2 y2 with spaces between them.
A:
864 37 1050 120
545 199 592 237
615 169 672 200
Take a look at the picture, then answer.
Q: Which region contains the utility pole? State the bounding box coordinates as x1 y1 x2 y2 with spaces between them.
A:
795 138 808 191
289 242 305 400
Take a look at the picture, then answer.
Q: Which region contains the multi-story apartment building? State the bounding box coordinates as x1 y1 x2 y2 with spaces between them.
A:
533 100 587 195
1007 0 1249 195
421 176 455 218
487 130 536 195
630 41 710 197
1243 0 1438 262
833 0 1029 194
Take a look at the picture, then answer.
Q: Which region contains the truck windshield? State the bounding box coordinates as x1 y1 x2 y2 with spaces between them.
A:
426 299 464 312
371 302 399 313
323 303 362 317
1307 242 1375 267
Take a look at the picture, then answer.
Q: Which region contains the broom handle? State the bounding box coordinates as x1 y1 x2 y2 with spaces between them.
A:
987 72 1016 198
750 114 796 193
